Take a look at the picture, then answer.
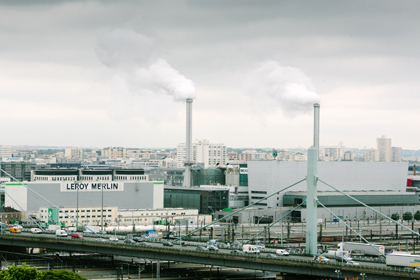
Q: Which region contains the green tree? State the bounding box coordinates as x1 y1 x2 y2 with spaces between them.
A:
391 213 400 221
414 210 420 221
403 212 413 223
0 263 42 280
0 264 87 280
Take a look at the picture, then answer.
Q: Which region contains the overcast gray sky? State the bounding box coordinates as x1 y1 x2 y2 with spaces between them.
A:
1 0 419 150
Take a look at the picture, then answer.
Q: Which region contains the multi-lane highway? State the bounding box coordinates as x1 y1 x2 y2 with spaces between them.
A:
1 229 420 280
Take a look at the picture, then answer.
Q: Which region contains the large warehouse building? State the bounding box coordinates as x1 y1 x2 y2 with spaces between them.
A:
5 169 163 214
247 161 409 208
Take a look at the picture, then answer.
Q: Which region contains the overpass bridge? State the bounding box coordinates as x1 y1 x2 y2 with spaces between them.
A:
0 233 418 280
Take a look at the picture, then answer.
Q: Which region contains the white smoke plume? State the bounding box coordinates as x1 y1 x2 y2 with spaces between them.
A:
95 28 196 101
244 61 320 117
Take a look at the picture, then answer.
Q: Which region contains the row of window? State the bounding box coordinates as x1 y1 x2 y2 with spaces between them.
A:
61 215 111 219
51 176 77 181
114 176 147 180
41 209 112 213
34 176 49 181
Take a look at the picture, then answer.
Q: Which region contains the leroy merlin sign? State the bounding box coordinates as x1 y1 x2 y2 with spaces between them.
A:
62 182 123 192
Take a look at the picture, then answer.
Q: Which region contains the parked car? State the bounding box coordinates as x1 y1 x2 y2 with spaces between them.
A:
196 246 208 251
124 239 136 244
207 245 219 251
230 250 243 255
163 241 173 247
346 260 360 266
276 249 290 256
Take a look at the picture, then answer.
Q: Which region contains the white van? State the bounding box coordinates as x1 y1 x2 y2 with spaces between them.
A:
243 245 260 254
56 229 68 237
276 249 289 256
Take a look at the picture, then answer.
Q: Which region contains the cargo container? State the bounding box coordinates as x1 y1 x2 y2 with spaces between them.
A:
340 242 384 256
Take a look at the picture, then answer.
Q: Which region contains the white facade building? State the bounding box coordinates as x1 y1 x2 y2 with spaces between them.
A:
177 139 227 168
323 146 342 161
376 136 392 162
0 145 12 158
392 147 402 162
5 169 162 215
343 151 354 161
364 148 376 162
37 206 210 228
65 147 80 160
247 161 408 209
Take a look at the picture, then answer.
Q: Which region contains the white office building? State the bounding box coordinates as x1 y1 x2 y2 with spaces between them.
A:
177 139 227 168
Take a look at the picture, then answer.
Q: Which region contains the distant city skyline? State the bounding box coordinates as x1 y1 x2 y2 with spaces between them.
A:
1 1 420 149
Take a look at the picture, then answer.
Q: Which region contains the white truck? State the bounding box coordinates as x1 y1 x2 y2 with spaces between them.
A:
243 245 260 254
84 226 101 233
56 229 68 237
341 242 385 257
386 253 420 268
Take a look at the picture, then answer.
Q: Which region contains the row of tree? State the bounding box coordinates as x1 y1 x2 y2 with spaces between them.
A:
391 210 420 222
0 264 86 280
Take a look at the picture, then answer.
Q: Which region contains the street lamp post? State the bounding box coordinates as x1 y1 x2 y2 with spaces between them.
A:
360 272 367 280
208 206 215 221
99 179 104 233
1 203 4 235
341 224 345 264
75 181 79 224
257 216 265 246
335 269 341 279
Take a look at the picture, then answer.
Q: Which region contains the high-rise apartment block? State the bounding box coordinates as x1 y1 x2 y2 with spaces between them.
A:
391 147 402 162
375 136 392 162
343 151 354 161
364 149 376 162
177 140 227 168
102 147 127 159
65 147 81 160
0 145 12 158
323 146 342 161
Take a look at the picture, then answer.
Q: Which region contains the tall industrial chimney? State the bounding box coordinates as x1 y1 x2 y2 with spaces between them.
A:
313 103 320 159
184 98 193 187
